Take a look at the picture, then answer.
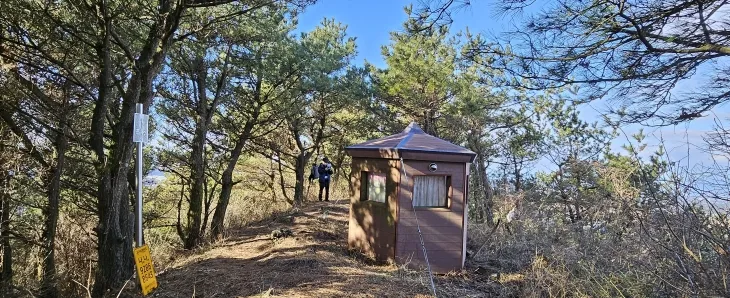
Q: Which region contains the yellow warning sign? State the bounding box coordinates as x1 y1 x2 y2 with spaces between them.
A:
133 245 158 296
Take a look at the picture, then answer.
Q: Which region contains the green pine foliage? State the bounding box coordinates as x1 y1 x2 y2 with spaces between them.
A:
0 1 728 297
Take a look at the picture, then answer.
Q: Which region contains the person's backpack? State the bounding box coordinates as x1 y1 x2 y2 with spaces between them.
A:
310 164 320 180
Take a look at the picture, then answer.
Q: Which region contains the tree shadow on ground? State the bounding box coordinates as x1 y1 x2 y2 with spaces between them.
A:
122 200 516 298
124 201 436 298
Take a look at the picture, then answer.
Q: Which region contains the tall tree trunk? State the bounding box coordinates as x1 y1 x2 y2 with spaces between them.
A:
289 127 310 207
422 110 431 135
0 33 8 296
293 152 309 205
39 112 68 298
200 182 216 238
289 105 326 206
184 57 209 249
1 172 12 294
428 109 438 137
185 136 206 248
0 123 12 294
469 164 483 222
210 105 260 240
513 163 522 192
466 136 494 225
333 146 345 182
476 154 494 225
210 143 242 241
175 182 186 242
91 26 137 298
276 154 293 205
91 56 151 298
92 142 136 298
567 203 576 223
92 2 183 292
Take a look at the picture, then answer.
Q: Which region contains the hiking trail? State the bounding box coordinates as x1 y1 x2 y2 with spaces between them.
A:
139 200 472 298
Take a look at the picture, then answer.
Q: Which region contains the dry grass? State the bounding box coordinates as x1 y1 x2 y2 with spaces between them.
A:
124 182 585 298
124 181 720 298
125 200 447 298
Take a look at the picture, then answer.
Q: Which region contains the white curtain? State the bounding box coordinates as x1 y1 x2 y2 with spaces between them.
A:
413 176 447 207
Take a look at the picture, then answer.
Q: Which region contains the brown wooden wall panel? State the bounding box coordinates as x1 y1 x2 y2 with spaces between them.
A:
348 158 400 262
397 253 460 267
396 241 463 251
397 233 462 243
395 253 463 273
395 252 463 265
398 211 463 222
462 172 470 266
398 222 461 230
397 224 463 235
395 160 467 272
397 162 465 215
396 249 463 256
398 189 464 215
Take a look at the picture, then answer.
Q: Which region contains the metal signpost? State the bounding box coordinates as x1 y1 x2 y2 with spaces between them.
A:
133 103 148 246
132 103 157 295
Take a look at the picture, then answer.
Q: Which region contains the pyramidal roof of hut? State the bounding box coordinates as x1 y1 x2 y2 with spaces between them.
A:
346 122 476 160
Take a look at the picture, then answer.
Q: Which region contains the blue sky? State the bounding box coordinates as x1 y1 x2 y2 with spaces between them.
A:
295 0 730 173
296 0 508 68
296 0 408 68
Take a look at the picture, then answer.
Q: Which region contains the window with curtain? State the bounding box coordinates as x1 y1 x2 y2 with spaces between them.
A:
413 176 450 207
361 172 386 203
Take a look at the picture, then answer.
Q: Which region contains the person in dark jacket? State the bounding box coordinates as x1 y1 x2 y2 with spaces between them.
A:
318 157 333 201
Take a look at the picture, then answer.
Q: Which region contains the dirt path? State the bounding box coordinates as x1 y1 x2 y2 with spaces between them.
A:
146 201 444 298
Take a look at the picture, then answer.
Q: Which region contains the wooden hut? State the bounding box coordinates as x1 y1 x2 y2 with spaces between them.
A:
345 122 476 273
